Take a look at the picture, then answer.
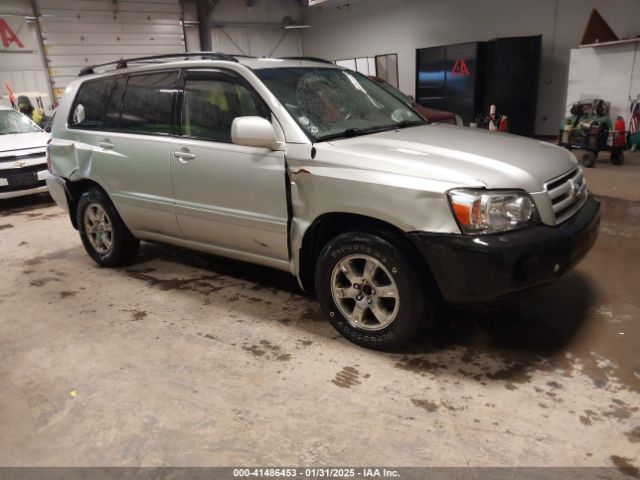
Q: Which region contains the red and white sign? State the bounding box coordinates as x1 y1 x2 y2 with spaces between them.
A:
451 59 470 76
0 17 28 51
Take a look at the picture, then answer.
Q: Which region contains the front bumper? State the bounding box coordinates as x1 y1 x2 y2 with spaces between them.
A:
408 195 601 304
0 167 49 200
0 184 49 200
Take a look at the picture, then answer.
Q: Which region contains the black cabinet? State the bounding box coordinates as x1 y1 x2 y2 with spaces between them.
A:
416 35 541 137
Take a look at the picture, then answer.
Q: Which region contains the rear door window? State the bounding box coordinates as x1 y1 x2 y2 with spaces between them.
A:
119 71 179 135
69 78 114 129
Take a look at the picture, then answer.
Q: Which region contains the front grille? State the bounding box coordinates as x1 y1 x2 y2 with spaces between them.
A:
0 179 46 193
0 151 46 163
545 167 588 224
0 163 47 178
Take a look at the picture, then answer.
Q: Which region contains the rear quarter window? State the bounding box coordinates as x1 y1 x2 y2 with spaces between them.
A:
69 78 114 129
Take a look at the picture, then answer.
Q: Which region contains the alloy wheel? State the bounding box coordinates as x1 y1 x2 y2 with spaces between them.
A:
330 254 400 331
83 203 113 255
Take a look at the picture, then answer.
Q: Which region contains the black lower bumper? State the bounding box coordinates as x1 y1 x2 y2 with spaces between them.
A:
408 195 601 304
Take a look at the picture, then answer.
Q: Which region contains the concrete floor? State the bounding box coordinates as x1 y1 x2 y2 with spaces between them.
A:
0 151 639 473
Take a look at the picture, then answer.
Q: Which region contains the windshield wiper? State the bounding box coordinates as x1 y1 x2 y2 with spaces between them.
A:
316 125 398 142
394 119 426 129
315 119 426 142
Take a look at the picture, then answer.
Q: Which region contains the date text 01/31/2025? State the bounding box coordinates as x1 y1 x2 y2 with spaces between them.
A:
232 468 400 478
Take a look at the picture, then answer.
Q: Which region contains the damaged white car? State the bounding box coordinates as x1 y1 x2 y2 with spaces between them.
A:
0 106 49 200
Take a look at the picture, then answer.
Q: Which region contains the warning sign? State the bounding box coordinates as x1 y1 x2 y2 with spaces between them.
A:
0 17 26 50
451 60 470 76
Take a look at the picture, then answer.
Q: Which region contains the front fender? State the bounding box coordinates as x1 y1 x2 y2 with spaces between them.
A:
285 144 462 280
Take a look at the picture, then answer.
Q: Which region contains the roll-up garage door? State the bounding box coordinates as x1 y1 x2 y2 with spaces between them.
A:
36 0 185 101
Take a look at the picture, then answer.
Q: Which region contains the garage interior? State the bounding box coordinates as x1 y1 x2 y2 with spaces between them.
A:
1 0 640 477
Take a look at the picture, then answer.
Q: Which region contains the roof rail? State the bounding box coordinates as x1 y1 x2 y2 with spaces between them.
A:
78 51 240 76
279 56 334 64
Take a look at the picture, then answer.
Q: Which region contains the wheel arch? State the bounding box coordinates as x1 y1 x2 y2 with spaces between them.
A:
64 178 110 229
296 212 437 297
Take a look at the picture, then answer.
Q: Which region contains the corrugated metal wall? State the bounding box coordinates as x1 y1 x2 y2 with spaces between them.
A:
37 0 186 101
0 5 53 111
209 0 304 58
2 0 304 110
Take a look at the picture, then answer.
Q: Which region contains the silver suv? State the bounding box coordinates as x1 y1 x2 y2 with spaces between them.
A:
47 53 600 349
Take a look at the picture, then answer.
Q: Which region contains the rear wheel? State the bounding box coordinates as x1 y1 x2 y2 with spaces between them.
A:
315 231 431 349
77 187 139 267
581 150 597 168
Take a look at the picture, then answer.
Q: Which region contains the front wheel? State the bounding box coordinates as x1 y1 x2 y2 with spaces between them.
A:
315 231 431 349
77 187 139 267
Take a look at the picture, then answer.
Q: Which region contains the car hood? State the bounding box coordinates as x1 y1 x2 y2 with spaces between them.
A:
0 132 49 155
322 124 576 192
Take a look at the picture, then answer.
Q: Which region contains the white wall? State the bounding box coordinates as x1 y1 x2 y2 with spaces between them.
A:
302 0 640 136
209 0 304 58
567 42 640 124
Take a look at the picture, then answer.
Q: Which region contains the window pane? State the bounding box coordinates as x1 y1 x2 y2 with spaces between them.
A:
183 78 265 143
335 59 356 71
355 57 369 75
256 67 423 141
368 57 377 77
376 54 399 88
70 79 114 129
104 77 127 129
120 71 179 135
387 54 399 88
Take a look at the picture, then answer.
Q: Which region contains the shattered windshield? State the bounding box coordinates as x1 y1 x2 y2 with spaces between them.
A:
255 67 425 141
0 110 42 135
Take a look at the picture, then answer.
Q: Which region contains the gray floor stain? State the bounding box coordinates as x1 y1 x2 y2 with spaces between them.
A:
331 366 361 388
29 277 61 287
610 455 640 478
411 398 439 412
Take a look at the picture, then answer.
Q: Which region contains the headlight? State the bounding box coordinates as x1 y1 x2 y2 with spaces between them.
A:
447 189 537 235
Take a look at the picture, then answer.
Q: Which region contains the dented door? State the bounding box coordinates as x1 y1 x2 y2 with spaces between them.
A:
170 70 289 266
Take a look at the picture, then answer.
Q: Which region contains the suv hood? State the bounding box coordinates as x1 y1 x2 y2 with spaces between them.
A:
0 132 49 155
323 124 576 192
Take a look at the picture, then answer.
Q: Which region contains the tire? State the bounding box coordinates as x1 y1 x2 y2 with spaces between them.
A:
611 149 624 165
581 150 597 168
77 187 139 267
314 231 431 349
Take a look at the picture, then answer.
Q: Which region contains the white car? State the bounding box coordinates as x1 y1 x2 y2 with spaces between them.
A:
0 106 49 200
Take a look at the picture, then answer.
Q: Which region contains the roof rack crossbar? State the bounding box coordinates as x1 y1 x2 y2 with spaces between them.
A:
279 56 334 64
79 51 239 76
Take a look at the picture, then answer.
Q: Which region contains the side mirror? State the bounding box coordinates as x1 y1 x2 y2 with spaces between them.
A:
231 116 280 149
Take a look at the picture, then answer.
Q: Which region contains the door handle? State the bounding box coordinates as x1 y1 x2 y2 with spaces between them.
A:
173 150 196 161
98 139 114 150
